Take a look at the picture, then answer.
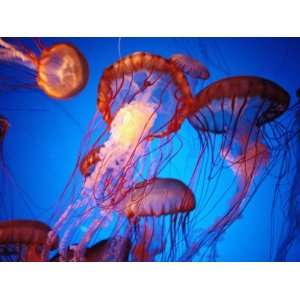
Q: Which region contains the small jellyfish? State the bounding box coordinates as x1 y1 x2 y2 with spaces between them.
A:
170 54 210 80
122 177 195 261
0 219 58 261
0 38 89 99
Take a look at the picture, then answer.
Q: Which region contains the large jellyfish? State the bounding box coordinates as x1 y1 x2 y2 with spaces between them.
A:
43 52 194 261
0 38 89 99
183 76 290 261
0 220 58 262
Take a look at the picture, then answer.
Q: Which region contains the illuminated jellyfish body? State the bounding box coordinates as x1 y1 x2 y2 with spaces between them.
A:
0 38 89 99
122 177 195 261
0 220 58 261
44 52 194 261
275 88 300 261
183 76 290 261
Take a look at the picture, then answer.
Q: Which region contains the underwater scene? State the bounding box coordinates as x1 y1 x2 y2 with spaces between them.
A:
0 37 300 262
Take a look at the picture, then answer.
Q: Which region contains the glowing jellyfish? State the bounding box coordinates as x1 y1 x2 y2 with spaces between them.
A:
170 54 210 80
0 38 89 99
0 220 58 261
183 76 290 261
43 52 194 261
123 177 195 261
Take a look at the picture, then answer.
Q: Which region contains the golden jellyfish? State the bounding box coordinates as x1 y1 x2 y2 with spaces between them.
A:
0 38 89 99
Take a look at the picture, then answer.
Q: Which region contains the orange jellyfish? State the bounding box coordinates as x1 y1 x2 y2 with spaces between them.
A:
43 52 194 261
0 38 89 99
183 76 290 260
122 177 195 261
0 220 58 262
170 54 210 80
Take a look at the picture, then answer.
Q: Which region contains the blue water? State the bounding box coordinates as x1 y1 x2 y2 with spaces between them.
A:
1 37 300 261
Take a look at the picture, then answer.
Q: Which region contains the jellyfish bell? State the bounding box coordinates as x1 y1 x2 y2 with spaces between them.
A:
97 51 193 139
44 52 194 261
0 220 58 261
121 177 195 261
36 43 89 99
123 177 195 218
79 146 102 177
170 54 210 80
169 54 209 94
0 38 89 100
184 76 290 260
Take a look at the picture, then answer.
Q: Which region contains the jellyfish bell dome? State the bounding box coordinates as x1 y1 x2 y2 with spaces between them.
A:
170 54 210 80
37 43 89 99
123 177 196 219
0 39 89 100
189 76 290 134
0 220 59 261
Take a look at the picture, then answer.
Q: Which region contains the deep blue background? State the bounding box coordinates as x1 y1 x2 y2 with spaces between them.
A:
1 37 300 261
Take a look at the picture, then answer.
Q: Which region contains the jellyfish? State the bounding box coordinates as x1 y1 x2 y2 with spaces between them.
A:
183 76 290 260
122 177 195 261
170 54 209 80
170 53 209 93
43 51 194 261
0 38 89 99
0 219 58 261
